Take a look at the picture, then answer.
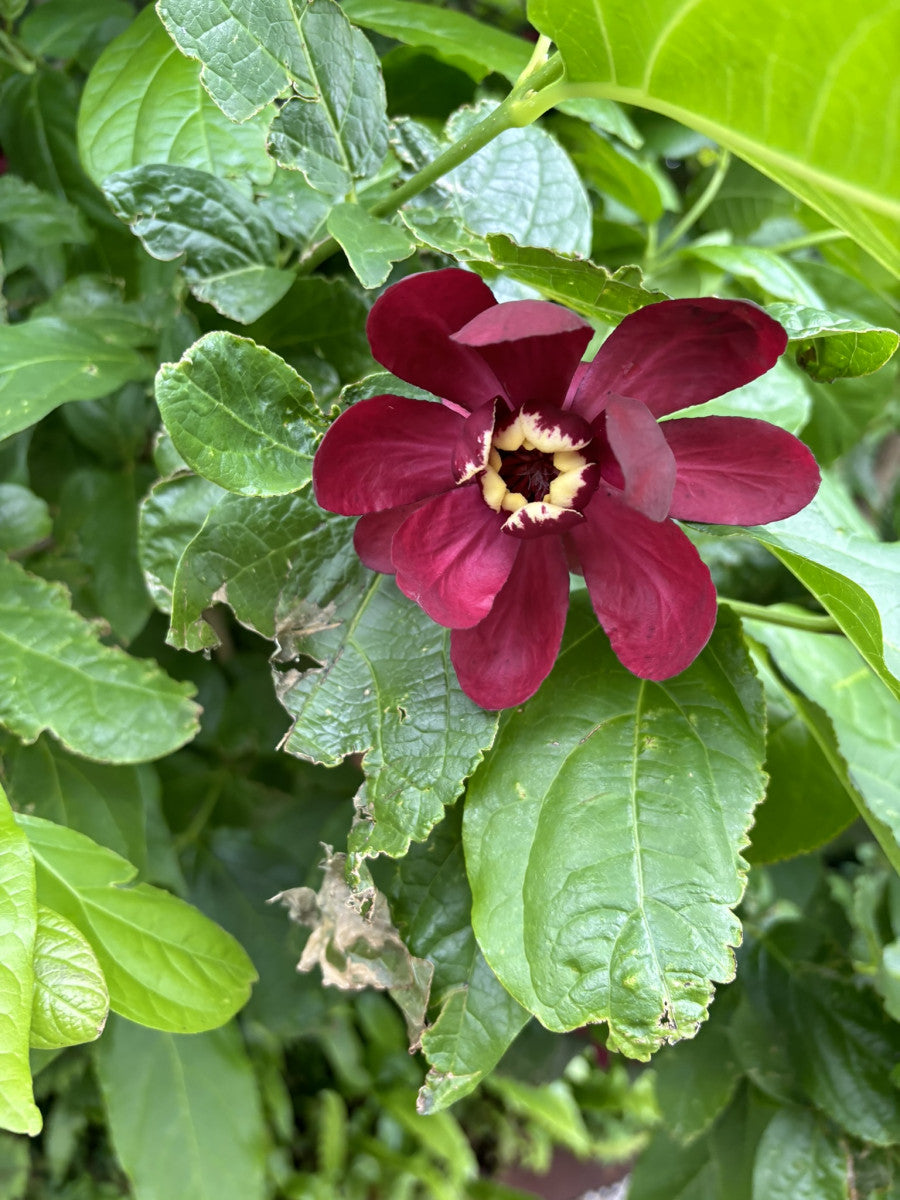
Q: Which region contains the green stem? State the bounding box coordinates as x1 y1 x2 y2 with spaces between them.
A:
717 597 841 634
298 53 566 276
0 29 36 73
654 148 731 260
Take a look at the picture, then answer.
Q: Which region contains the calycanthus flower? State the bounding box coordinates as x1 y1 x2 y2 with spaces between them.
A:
313 269 820 710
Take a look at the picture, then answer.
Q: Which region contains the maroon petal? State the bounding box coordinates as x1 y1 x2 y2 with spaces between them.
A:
664 416 821 524
366 269 502 412
570 298 787 421
313 395 459 515
453 399 496 484
451 536 570 709
452 299 593 408
604 394 676 521
353 503 425 573
568 490 718 679
392 487 516 629
502 502 584 539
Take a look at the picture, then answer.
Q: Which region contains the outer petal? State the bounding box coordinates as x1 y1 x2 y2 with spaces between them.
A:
603 394 676 521
568 490 718 679
353 503 425 573
664 416 821 524
451 536 570 709
569 298 787 421
366 269 502 412
452 299 593 407
313 395 460 515
392 486 516 629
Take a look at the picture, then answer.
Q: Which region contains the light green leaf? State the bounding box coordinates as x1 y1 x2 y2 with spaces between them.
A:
743 482 900 698
95 1017 268 1200
749 623 900 871
485 1077 593 1158
443 100 591 256
325 204 415 289
167 490 341 650
464 604 765 1054
767 302 899 382
341 0 530 82
752 1108 849 1200
559 117 667 223
385 808 529 1113
0 315 150 441
103 164 293 324
673 358 812 434
138 474 226 615
0 176 90 273
156 333 324 496
255 165 332 243
743 648 856 864
29 906 109 1051
0 484 52 554
529 0 900 275
686 243 824 307
275 525 498 863
801 360 897 466
0 555 199 763
78 6 275 191
0 785 41 1137
17 814 256 1033
155 0 317 120
267 1 389 195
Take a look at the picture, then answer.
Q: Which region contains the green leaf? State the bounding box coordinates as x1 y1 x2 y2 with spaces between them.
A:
341 0 530 82
0 483 52 554
653 996 742 1144
751 1108 850 1200
0 555 199 763
277 549 499 862
103 164 293 324
627 1128 717 1200
325 204 415 289
19 0 132 60
156 333 324 496
0 315 150 441
529 0 900 275
29 905 109 1051
743 647 857 864
267 1 389 195
138 473 225 615
686 243 824 307
673 358 812 434
767 302 899 382
385 808 529 1113
167 490 341 650
748 623 900 872
464 604 765 1054
558 117 667 223
0 176 90 273
801 361 897 466
78 6 275 191
155 0 317 120
485 1077 593 1158
442 100 591 256
2 737 178 888
743 483 900 699
17 814 257 1034
95 1017 268 1200
0 785 41 1137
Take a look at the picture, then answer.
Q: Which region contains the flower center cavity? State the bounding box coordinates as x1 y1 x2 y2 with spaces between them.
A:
497 446 559 502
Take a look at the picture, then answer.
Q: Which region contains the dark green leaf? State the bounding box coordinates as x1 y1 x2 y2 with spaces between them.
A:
267 2 389 195
0 315 150 441
558 117 668 223
341 0 530 82
103 164 293 323
530 0 900 275
277 547 499 862
464 604 765 1053
0 556 199 763
0 483 52 554
155 0 318 120
95 1017 268 1200
325 204 415 289
138 474 225 615
751 1107 850 1200
0 176 90 274
78 6 275 190
767 302 899 382
0 785 41 1136
29 905 109 1051
20 0 132 60
156 332 324 495
385 809 529 1113
801 361 897 467
626 1127 717 1200
653 995 742 1143
17 814 257 1033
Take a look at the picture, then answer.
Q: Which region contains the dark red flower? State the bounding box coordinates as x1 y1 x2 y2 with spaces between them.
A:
313 269 819 709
